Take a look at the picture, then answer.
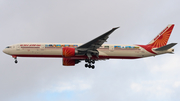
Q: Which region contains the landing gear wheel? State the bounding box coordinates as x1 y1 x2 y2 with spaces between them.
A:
92 65 95 69
88 65 91 68
15 60 18 64
91 60 95 64
85 64 88 68
88 60 91 64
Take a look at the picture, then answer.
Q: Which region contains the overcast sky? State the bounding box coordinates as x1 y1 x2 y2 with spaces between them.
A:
1 0 180 101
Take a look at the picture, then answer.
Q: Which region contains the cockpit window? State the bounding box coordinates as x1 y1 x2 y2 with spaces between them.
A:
6 46 11 48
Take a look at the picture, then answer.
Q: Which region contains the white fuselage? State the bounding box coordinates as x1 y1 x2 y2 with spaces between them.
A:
3 43 173 60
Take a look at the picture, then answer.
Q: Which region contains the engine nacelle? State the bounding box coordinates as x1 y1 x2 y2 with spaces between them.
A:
63 58 80 66
62 47 75 57
63 58 75 66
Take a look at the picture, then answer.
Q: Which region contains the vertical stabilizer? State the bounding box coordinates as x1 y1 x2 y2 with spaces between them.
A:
148 24 175 48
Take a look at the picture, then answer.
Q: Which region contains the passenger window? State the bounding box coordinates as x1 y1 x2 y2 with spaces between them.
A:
104 46 109 48
73 45 78 47
114 46 121 48
65 45 69 47
125 46 131 48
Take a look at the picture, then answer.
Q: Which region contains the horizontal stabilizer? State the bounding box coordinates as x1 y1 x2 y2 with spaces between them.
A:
154 43 177 51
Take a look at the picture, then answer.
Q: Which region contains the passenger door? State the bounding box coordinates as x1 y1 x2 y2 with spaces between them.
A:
40 44 45 51
16 45 20 51
109 45 114 52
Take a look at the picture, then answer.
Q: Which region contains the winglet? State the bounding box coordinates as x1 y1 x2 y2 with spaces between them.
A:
113 27 120 30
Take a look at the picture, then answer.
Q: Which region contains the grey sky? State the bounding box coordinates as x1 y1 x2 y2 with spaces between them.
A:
0 0 180 101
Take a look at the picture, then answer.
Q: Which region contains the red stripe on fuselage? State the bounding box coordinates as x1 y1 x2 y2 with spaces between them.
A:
13 54 141 59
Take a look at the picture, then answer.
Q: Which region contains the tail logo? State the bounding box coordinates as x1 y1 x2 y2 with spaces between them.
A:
148 24 174 48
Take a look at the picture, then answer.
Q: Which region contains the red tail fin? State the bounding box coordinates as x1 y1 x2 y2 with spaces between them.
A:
148 24 175 48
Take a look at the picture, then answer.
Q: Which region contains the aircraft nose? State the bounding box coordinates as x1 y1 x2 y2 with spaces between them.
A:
3 49 7 54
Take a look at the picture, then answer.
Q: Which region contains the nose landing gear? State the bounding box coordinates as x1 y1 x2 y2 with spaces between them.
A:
12 55 18 64
15 59 18 64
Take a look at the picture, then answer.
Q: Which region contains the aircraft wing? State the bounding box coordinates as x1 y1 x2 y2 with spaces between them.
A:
78 27 119 50
77 27 119 58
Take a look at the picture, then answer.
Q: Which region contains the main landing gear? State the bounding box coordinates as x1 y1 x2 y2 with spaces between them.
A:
85 59 95 69
12 56 18 64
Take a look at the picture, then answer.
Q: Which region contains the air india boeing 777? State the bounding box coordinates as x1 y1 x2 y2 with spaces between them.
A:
3 24 177 69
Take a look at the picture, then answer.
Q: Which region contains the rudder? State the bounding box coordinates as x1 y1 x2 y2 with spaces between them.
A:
148 24 175 48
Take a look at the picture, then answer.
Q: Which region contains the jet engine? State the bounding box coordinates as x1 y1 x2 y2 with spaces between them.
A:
62 47 76 57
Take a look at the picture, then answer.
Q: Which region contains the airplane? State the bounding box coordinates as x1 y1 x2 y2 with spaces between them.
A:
3 24 177 69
